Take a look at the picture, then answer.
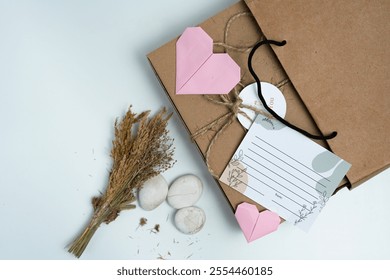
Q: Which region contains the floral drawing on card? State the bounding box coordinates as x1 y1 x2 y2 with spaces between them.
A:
294 191 329 225
221 149 248 193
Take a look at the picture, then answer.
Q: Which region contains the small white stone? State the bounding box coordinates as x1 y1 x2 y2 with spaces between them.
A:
138 174 168 211
174 206 206 234
167 174 203 209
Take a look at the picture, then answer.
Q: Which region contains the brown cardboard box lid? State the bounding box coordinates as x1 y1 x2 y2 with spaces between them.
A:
245 0 390 187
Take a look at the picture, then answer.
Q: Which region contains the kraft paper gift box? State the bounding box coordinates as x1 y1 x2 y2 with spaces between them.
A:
147 0 390 213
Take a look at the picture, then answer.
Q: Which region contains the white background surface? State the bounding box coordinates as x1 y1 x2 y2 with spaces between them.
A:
0 0 389 260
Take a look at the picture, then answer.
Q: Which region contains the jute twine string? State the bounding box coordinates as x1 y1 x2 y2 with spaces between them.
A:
190 11 291 178
191 84 276 178
213 12 263 53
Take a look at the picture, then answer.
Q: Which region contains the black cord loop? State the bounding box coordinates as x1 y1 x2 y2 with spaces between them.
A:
247 39 337 140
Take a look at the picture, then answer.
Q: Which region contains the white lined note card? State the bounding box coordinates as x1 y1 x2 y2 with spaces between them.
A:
220 114 351 231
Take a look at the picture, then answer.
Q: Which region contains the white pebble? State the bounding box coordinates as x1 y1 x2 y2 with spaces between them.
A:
174 206 206 234
167 174 203 209
138 174 168 211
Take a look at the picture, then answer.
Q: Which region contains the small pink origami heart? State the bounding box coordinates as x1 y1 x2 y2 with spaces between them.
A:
235 202 281 242
176 27 240 94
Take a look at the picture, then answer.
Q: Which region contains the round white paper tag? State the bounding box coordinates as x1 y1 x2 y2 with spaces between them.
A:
237 82 287 129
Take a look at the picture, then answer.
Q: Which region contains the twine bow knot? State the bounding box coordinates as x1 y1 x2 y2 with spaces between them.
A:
191 84 271 178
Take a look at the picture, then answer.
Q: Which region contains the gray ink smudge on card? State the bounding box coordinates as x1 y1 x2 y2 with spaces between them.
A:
312 151 341 173
312 151 351 195
255 115 285 130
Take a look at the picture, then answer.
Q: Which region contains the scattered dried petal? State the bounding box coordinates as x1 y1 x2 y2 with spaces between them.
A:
139 218 148 227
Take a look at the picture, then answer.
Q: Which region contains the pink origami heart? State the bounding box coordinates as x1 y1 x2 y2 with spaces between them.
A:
235 202 281 242
176 27 240 94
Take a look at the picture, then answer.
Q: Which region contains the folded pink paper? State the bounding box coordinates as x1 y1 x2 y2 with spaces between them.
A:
235 202 281 242
175 27 240 94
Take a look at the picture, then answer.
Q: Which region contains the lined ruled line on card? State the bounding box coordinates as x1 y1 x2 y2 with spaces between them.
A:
239 164 314 206
248 147 324 192
254 136 331 182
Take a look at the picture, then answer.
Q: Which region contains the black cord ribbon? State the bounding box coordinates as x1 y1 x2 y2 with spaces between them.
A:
247 39 337 140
